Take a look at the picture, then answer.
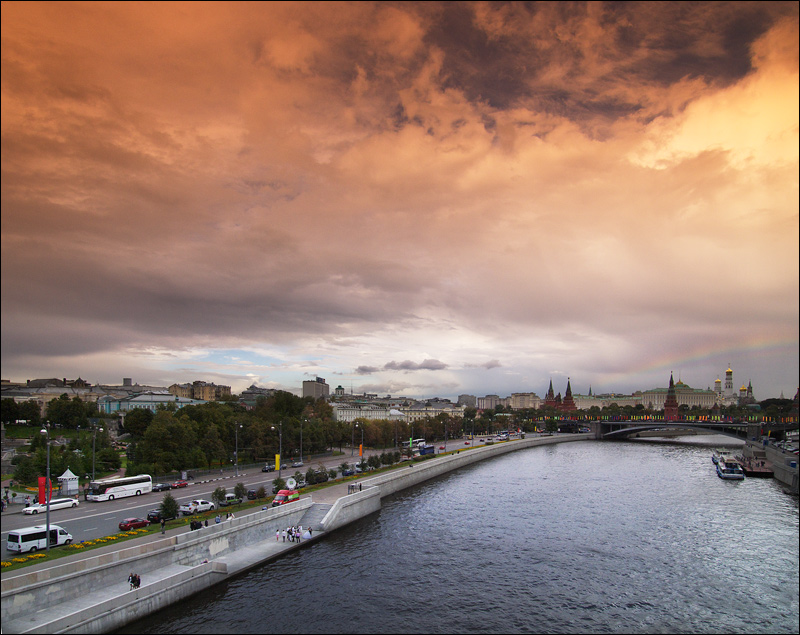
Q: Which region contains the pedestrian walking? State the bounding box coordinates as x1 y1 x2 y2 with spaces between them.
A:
160 518 166 534
128 573 135 590
282 529 287 542
276 529 280 541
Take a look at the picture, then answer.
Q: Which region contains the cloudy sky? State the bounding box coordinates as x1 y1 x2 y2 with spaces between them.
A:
2 2 798 401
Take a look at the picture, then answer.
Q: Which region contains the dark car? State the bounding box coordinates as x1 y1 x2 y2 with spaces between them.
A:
147 508 176 523
152 482 171 492
261 464 275 473
171 480 189 489
247 489 258 500
341 468 355 477
119 517 150 531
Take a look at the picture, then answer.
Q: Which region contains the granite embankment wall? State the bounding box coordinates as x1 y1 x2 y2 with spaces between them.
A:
1 501 312 634
2 434 590 633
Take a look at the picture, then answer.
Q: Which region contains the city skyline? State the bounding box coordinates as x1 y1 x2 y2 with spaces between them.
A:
2 3 798 401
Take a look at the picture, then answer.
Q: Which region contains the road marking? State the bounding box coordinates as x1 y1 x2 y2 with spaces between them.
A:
83 527 97 532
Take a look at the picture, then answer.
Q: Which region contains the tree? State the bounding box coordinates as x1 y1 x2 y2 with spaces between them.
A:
272 477 286 493
212 486 227 508
255 485 267 499
234 482 247 501
123 408 153 438
13 455 38 485
160 492 179 521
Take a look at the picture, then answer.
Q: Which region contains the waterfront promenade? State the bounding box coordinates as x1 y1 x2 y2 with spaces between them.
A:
2 434 589 634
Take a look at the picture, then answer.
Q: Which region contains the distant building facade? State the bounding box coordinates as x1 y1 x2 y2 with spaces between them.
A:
302 377 330 400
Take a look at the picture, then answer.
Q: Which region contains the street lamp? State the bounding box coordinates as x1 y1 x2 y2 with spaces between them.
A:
235 423 242 477
351 422 356 456
271 422 283 479
92 424 104 481
39 425 51 553
300 419 305 464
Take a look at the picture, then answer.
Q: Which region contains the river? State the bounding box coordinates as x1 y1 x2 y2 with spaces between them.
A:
118 436 799 634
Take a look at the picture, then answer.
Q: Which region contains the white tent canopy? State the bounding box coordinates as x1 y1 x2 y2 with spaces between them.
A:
58 468 80 495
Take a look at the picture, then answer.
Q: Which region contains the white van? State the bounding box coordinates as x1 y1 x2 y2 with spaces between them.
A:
6 524 73 553
23 497 79 515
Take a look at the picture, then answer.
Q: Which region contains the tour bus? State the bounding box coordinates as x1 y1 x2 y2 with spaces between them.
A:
6 524 73 553
86 474 153 501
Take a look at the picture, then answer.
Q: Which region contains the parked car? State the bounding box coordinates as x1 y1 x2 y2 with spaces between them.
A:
179 499 215 515
219 493 242 507
341 468 355 477
262 464 275 473
147 508 176 523
152 482 171 492
118 517 150 531
171 480 189 489
246 489 258 500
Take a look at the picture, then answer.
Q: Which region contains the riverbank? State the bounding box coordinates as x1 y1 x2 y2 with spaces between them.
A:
1 434 589 634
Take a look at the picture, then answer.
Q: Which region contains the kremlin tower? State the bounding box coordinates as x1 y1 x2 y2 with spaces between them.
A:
664 372 679 421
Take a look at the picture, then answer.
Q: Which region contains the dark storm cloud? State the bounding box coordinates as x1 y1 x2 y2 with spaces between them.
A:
419 2 796 120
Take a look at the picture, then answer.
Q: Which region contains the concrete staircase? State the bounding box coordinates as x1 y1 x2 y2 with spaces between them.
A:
300 503 332 532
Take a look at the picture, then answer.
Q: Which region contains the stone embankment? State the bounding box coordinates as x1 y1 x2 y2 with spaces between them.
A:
1 434 589 634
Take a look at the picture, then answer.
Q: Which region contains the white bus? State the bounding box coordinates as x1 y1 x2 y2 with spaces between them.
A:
86 474 152 501
6 524 73 553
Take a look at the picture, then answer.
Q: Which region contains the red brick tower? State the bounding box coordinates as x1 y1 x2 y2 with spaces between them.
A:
664 372 679 421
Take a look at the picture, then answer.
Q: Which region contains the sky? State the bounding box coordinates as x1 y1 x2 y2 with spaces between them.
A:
2 1 798 401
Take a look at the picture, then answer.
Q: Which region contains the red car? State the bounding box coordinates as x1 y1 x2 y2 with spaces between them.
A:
119 517 150 531
171 480 188 489
439 446 446 450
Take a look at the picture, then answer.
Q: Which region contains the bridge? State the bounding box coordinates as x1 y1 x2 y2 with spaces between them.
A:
587 420 798 441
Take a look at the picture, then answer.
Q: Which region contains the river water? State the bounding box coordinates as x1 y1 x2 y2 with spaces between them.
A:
119 437 799 634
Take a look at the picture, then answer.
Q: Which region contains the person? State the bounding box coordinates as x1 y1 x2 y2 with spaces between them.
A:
276 529 280 541
229 512 235 520
128 573 135 590
282 529 286 542
204 519 208 527
161 518 166 534
134 574 140 589
308 526 313 537
215 514 221 524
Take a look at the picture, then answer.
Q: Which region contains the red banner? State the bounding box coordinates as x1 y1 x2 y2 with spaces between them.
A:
38 477 52 503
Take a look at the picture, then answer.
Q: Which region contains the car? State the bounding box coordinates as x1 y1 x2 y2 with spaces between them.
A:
171 480 189 489
262 464 275 472
465 441 470 445
291 460 304 468
146 508 176 523
179 499 215 515
23 498 79 514
341 468 355 477
152 482 172 492
118 517 150 531
439 445 446 450
246 489 258 500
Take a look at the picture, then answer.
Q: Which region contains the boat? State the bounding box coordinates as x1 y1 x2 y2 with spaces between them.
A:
711 449 733 465
716 458 745 480
734 455 774 478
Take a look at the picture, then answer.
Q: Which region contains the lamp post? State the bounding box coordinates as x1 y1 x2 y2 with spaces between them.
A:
39 425 51 553
272 422 283 479
351 423 355 456
92 425 104 481
235 423 242 477
300 419 305 464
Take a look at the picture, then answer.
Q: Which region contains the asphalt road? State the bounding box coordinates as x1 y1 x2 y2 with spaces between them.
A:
1 436 498 549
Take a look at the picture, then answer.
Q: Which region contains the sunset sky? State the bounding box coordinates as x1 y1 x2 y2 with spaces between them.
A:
2 2 798 401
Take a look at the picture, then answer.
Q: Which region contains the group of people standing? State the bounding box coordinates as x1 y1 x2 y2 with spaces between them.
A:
127 573 141 590
276 525 311 543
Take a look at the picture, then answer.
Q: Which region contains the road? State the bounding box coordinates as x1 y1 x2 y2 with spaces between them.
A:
1 436 500 549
